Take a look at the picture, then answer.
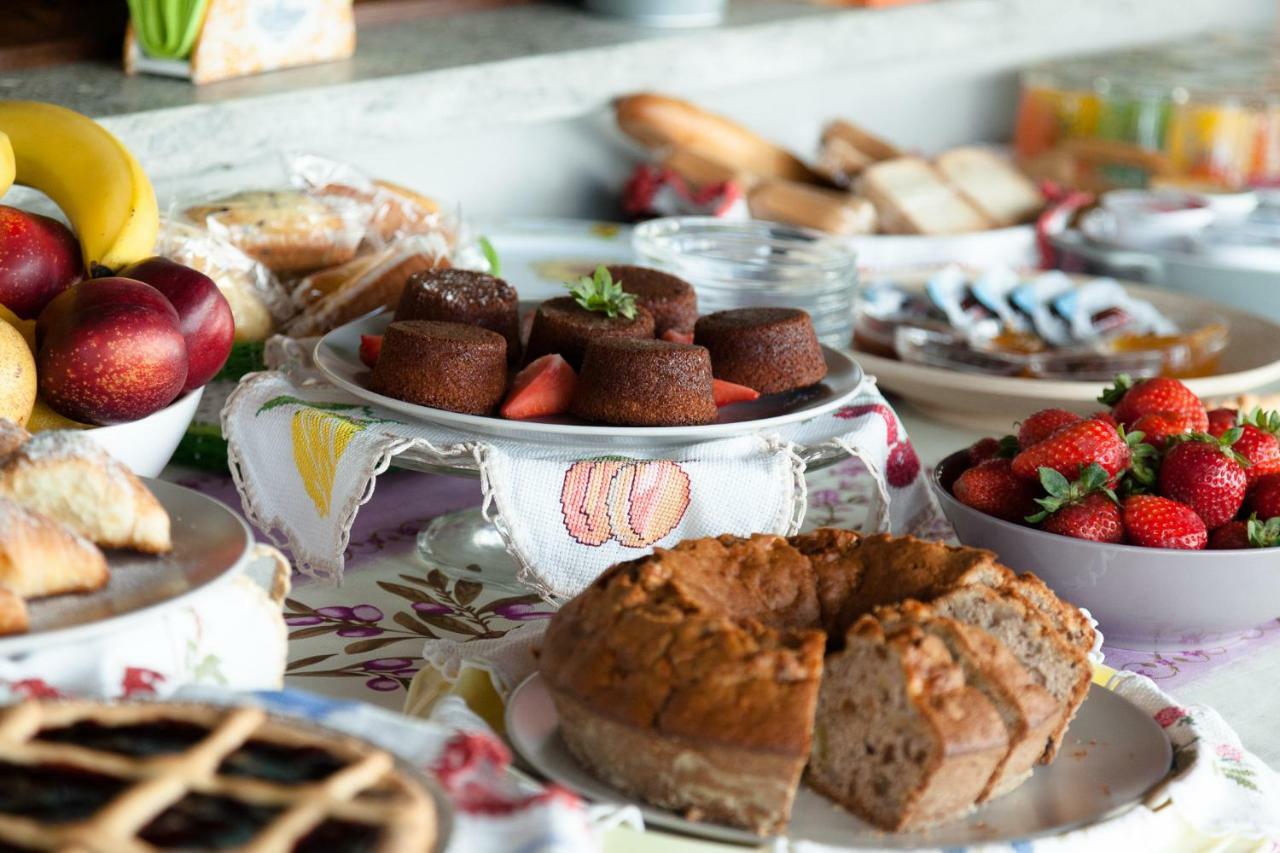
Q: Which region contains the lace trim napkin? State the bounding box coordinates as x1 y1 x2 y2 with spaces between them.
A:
222 357 945 598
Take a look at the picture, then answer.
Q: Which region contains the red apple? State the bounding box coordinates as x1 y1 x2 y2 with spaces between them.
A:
119 257 234 392
0 205 84 319
37 278 188 425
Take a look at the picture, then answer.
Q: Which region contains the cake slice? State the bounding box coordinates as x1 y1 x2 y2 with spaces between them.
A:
875 601 1062 801
1008 573 1097 655
929 584 1091 762
807 616 1008 831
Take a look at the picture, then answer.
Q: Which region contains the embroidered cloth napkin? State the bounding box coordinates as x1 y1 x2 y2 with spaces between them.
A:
221 350 946 598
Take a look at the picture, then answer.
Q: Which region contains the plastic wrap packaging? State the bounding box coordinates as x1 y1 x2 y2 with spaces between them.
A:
154 218 293 343
285 234 452 337
182 188 373 276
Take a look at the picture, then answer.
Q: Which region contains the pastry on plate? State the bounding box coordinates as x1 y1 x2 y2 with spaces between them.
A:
184 190 367 276
0 700 438 851
0 431 171 553
0 498 108 599
369 321 508 415
0 419 29 460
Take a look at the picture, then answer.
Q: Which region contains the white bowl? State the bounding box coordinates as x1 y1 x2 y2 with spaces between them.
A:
80 388 203 478
931 453 1280 651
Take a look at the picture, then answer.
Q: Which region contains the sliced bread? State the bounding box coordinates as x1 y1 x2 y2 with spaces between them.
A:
860 157 992 236
934 147 1044 227
808 616 1009 830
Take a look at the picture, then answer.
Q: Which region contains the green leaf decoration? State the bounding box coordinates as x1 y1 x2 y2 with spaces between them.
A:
478 236 502 277
566 265 637 320
1098 373 1134 407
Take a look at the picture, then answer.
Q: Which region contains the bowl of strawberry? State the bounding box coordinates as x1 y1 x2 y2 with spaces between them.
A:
933 374 1280 650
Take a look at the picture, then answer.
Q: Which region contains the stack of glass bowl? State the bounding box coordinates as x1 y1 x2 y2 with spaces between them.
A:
632 218 859 348
1015 32 1280 189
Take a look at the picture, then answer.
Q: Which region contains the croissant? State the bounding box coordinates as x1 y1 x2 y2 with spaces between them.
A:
0 432 171 553
0 499 108 599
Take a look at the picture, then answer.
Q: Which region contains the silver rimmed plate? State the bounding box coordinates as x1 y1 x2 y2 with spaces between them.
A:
315 312 865 448
0 479 253 655
505 673 1172 848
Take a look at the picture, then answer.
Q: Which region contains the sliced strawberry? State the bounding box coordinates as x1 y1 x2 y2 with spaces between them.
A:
712 378 759 406
660 328 694 345
1123 495 1207 550
359 334 383 368
1017 408 1081 450
499 354 577 420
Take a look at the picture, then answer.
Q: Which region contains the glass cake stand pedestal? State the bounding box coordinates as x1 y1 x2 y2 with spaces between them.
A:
392 442 855 597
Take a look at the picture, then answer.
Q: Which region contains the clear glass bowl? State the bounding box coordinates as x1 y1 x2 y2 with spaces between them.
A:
631 217 858 348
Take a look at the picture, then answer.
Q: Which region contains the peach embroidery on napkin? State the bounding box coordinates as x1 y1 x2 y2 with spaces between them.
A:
561 458 691 548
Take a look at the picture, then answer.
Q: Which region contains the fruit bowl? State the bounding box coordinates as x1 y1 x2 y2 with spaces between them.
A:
81 388 203 478
932 451 1280 651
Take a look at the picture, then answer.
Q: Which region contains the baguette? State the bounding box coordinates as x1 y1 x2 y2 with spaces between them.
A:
616 93 817 183
748 179 877 235
935 147 1044 227
861 157 992 235
662 147 757 190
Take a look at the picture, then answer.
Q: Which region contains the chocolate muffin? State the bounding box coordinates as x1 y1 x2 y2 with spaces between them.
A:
694 308 827 394
571 338 717 426
523 297 655 369
369 320 507 415
395 269 522 365
606 264 698 336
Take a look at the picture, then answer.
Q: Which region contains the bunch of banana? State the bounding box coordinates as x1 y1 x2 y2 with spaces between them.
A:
0 101 158 273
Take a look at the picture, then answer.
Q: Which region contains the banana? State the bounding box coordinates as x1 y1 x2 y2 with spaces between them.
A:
0 132 13 199
0 101 158 273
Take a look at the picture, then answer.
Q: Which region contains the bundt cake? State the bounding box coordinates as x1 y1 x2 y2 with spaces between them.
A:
694 308 827 394
394 269 522 365
570 338 717 427
605 264 698 336
538 530 1093 836
523 297 655 369
368 320 507 415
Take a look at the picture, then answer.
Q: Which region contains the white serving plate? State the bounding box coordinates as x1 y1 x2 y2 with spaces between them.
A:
856 282 1280 432
932 457 1280 651
506 672 1171 848
0 478 252 656
315 312 865 448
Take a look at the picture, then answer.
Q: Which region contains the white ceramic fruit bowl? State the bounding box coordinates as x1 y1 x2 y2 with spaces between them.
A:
80 388 203 478
932 451 1280 652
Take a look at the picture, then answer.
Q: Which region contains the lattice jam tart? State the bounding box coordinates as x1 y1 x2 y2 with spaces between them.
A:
0 701 438 852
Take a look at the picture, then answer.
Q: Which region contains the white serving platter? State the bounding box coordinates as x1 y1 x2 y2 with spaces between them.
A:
506 672 1172 848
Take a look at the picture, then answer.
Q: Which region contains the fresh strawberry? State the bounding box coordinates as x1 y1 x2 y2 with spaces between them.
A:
712 378 759 406
1157 434 1248 529
1249 473 1280 520
1101 374 1208 432
1043 493 1125 543
1130 410 1190 450
660 328 694 345
1011 418 1130 481
1090 410 1118 429
952 458 1040 523
1209 520 1251 549
1123 495 1207 550
1234 409 1280 486
967 435 1019 466
1210 516 1280 549
359 334 383 368
1017 408 1081 450
499 354 577 420
1207 407 1239 437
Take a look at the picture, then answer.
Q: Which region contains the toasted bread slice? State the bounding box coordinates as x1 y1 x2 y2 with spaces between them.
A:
861 157 992 235
935 147 1044 227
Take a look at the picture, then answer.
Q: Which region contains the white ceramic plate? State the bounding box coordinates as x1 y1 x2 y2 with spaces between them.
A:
857 282 1280 432
315 312 865 448
0 479 253 656
506 673 1172 848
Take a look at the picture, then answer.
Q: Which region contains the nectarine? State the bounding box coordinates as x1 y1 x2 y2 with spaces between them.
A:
0 206 83 319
